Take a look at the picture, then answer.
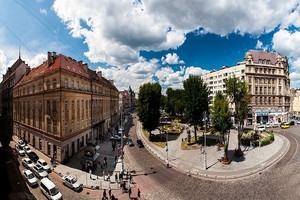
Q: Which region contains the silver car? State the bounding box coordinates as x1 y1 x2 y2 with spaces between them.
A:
32 164 48 179
37 159 51 173
62 174 83 192
22 169 38 187
15 144 25 156
22 158 34 169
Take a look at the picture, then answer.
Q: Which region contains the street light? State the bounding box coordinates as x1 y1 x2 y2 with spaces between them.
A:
203 111 207 170
165 131 169 168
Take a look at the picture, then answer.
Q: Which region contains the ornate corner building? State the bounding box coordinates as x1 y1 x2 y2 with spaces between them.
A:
11 52 119 163
202 50 291 125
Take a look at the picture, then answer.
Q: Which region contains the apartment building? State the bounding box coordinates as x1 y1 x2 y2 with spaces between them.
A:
0 56 30 139
202 50 290 125
12 52 119 163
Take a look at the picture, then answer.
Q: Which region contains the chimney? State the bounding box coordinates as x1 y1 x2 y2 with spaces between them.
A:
97 71 102 79
109 79 114 85
47 51 53 67
78 60 82 65
52 51 56 58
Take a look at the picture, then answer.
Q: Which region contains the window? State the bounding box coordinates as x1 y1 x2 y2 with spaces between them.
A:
46 79 50 90
53 78 57 88
259 87 262 94
71 80 74 89
258 59 262 64
47 100 51 115
272 69 275 74
268 79 270 84
248 77 252 83
32 101 36 127
32 85 35 93
260 97 262 104
82 100 84 128
64 78 68 88
39 101 42 129
255 87 258 94
53 121 57 135
77 100 80 131
65 101 69 135
279 79 281 85
71 100 75 132
27 87 30 94
47 118 51 134
76 81 79 90
39 82 42 91
279 86 282 95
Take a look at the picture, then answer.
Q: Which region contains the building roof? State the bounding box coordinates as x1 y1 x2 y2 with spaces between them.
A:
246 50 278 65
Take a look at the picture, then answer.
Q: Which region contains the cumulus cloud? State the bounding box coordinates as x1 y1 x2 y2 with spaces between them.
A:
53 0 298 67
272 29 300 88
51 0 300 90
161 53 184 65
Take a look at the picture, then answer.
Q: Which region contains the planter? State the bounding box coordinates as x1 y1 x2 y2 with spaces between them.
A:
235 148 244 157
221 157 231 165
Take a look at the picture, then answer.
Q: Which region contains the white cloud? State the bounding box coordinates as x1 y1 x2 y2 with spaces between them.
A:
53 0 298 67
184 66 210 79
255 40 263 49
40 8 47 15
161 53 184 65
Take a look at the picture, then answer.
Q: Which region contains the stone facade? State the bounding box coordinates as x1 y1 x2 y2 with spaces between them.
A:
12 52 119 162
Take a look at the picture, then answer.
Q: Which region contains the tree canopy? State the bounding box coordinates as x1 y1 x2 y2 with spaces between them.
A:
183 75 210 143
225 76 250 154
137 82 162 137
211 91 232 160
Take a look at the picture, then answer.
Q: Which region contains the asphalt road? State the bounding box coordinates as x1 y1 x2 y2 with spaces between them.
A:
124 116 300 200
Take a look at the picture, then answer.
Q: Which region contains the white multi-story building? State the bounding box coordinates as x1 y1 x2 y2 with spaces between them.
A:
202 50 291 125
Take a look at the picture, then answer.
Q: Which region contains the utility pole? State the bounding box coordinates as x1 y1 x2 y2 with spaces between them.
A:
166 131 169 168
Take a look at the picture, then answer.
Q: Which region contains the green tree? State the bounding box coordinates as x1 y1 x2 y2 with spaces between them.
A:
137 82 162 139
183 75 210 143
165 88 185 117
128 86 135 109
225 76 250 155
211 91 232 161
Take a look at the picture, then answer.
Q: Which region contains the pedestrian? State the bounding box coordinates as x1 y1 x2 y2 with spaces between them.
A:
108 187 111 199
115 155 117 161
107 172 111 182
103 189 107 199
128 187 132 198
115 173 118 183
138 188 141 199
111 194 115 200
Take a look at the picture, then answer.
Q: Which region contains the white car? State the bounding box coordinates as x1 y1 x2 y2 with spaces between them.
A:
272 123 279 128
257 125 266 131
15 144 25 156
62 174 83 192
37 159 51 173
22 169 38 187
18 139 26 147
23 146 32 154
110 135 121 141
32 164 48 179
22 158 35 169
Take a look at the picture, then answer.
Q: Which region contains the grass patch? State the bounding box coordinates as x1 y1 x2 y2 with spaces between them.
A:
153 141 167 148
181 136 217 150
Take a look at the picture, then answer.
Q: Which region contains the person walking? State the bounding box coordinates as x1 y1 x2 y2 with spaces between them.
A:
138 188 141 199
128 187 132 198
108 187 111 199
115 173 118 183
103 189 107 199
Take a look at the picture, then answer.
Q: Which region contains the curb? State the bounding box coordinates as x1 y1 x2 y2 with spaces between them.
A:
137 122 290 181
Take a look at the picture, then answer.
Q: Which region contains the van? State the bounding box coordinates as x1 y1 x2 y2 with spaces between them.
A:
40 178 62 200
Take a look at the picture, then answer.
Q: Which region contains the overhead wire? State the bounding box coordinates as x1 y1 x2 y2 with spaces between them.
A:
13 0 85 61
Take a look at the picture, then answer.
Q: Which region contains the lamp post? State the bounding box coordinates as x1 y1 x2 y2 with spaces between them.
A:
203 111 207 170
165 131 169 168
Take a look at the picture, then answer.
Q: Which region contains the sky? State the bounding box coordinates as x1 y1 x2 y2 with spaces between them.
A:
0 0 300 93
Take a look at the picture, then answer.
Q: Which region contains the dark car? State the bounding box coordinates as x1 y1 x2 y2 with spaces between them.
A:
28 152 39 163
127 139 134 146
289 120 295 125
136 139 144 148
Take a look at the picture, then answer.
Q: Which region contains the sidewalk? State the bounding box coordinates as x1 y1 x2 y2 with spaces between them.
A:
136 121 290 180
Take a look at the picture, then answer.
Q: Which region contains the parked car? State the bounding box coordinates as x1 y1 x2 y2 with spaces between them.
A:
110 135 121 141
289 120 295 125
62 174 83 192
28 152 39 163
15 144 25 156
281 123 290 129
137 139 144 148
22 158 35 169
257 125 266 132
272 123 279 128
18 139 26 147
23 146 32 154
40 177 62 200
32 164 48 179
37 159 51 173
22 169 38 187
127 139 134 146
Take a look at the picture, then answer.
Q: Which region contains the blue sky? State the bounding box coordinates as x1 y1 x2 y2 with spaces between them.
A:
0 0 300 92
